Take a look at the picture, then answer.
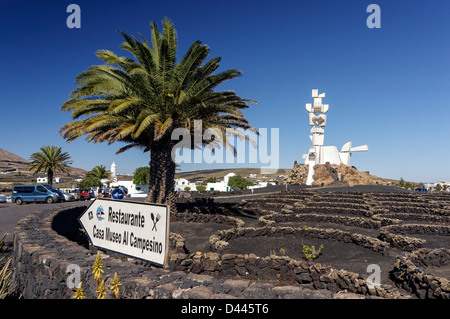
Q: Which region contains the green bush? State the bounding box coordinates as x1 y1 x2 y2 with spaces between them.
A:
302 244 323 261
227 175 254 190
78 176 102 189
196 185 206 192
133 167 150 185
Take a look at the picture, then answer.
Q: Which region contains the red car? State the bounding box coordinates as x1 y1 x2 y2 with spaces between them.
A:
79 189 93 200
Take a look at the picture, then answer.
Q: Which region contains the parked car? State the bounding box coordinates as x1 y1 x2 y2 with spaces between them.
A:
60 188 80 201
97 188 109 198
79 188 94 200
72 188 81 200
12 185 59 205
0 194 6 203
102 187 110 198
62 192 75 201
43 184 65 202
414 187 428 194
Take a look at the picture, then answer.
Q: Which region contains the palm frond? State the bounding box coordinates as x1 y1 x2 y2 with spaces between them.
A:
60 18 257 160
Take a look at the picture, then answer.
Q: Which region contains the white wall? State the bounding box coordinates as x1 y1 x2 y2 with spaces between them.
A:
175 178 197 191
109 181 149 197
37 177 61 184
206 182 229 192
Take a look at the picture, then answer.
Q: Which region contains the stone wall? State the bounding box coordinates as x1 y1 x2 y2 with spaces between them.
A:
11 190 449 299
169 243 403 298
209 226 389 255
259 212 381 229
377 213 450 224
12 206 382 299
171 211 245 228
391 248 450 298
379 224 450 252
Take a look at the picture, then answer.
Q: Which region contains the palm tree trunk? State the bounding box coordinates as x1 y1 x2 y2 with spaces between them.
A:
145 143 176 214
48 169 54 186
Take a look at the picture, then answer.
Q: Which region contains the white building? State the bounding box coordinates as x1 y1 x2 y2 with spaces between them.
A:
206 173 236 192
109 180 149 198
106 162 147 197
248 181 276 190
37 177 61 184
424 181 450 191
175 178 197 191
206 181 229 192
424 181 450 190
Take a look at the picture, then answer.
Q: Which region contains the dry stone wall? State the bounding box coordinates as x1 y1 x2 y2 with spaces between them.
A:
391 248 450 298
237 190 450 298
11 190 450 299
168 249 404 298
11 206 375 299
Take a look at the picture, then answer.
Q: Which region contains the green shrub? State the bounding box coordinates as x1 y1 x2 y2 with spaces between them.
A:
302 244 324 261
196 185 206 192
227 175 254 190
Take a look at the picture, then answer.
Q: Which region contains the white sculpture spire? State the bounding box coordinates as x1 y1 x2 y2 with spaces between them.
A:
111 162 117 183
302 89 368 185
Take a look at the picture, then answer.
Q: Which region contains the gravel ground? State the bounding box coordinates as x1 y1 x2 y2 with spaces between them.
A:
225 235 402 286
170 221 232 253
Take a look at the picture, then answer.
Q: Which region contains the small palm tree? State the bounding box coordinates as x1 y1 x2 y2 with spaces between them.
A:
60 18 258 210
28 146 72 186
87 165 111 180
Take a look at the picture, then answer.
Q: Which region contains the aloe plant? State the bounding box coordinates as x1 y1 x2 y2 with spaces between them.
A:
0 233 12 299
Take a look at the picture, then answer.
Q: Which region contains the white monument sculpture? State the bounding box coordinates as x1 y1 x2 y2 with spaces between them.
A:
110 162 118 183
302 89 368 185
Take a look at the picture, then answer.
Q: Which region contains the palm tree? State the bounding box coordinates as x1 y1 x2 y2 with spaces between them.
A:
87 165 111 180
28 146 72 186
59 18 258 210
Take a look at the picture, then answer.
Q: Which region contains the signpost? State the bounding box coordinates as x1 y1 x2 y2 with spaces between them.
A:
79 198 170 267
111 188 125 200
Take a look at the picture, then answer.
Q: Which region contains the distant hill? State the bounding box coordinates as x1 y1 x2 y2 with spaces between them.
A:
0 148 30 173
177 167 291 182
0 148 86 176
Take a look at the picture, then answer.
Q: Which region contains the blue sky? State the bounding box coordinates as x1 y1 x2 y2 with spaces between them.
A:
0 0 448 182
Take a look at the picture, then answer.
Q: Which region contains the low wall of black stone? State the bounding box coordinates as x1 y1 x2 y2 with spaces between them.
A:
379 224 450 252
12 193 448 299
12 207 98 299
259 212 381 229
391 248 450 298
14 207 380 299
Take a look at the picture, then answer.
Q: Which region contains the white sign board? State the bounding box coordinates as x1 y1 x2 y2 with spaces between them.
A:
79 198 169 267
